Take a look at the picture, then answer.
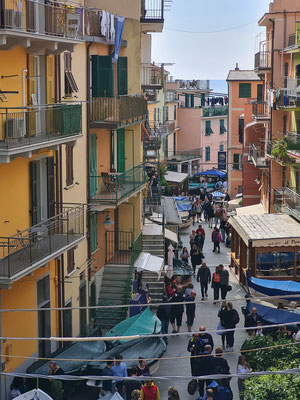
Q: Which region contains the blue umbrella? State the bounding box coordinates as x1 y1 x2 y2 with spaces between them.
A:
195 169 226 178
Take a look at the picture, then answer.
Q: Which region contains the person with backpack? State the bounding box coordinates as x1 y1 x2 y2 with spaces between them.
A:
212 228 222 253
219 302 240 352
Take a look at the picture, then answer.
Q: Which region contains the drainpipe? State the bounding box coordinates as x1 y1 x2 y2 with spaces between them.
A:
22 69 28 107
269 19 275 214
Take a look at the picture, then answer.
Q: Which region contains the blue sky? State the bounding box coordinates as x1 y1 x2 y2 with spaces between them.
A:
152 0 271 81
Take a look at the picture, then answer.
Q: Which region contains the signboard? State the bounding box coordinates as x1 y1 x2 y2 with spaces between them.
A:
218 151 227 170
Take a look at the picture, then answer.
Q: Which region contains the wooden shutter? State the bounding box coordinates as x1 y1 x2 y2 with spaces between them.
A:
67 248 75 274
190 94 194 108
154 108 156 121
90 213 98 253
239 83 251 98
64 52 78 96
233 154 240 170
30 161 38 225
174 105 176 120
91 55 113 97
117 128 125 173
66 144 74 187
46 55 55 104
166 106 169 121
257 84 263 102
47 156 55 218
185 94 189 108
117 56 128 96
201 93 205 107
238 118 244 143
90 134 97 196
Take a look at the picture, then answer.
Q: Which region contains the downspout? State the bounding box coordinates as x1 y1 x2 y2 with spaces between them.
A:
269 19 275 214
87 42 92 311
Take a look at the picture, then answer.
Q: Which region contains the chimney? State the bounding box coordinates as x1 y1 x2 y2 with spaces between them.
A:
235 63 239 71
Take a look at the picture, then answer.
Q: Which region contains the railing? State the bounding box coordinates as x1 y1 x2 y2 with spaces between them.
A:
249 143 266 167
202 106 228 117
286 131 300 151
288 34 296 47
0 0 83 39
0 206 84 279
165 91 178 102
167 148 202 161
252 101 270 118
0 104 82 149
105 231 133 265
286 78 300 98
254 51 271 69
146 120 175 137
90 96 147 125
266 140 273 156
273 187 300 221
141 63 162 87
90 164 146 203
141 0 164 21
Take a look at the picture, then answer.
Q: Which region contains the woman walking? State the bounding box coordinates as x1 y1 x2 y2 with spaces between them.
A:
211 266 221 302
237 355 252 400
219 302 240 352
217 301 227 349
180 247 189 264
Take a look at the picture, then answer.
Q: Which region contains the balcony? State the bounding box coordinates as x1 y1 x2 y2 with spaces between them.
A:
252 101 270 121
254 51 271 71
141 63 163 89
167 148 202 162
140 0 164 32
202 106 228 117
288 34 296 47
0 206 85 289
273 187 300 222
0 0 83 52
0 104 82 163
90 96 147 129
146 120 175 137
286 131 300 153
249 143 267 168
90 164 146 208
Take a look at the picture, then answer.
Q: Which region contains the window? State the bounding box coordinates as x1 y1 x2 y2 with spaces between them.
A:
220 119 226 134
67 248 75 274
165 106 169 121
205 146 210 161
64 52 79 97
66 144 74 187
219 144 224 151
117 57 128 95
205 120 213 135
284 62 288 88
91 55 113 97
257 84 263 101
239 83 251 98
174 105 177 120
90 213 98 253
238 118 244 143
233 154 240 170
257 251 294 277
283 115 287 135
201 93 205 107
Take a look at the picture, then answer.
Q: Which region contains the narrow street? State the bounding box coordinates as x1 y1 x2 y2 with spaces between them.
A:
155 219 248 399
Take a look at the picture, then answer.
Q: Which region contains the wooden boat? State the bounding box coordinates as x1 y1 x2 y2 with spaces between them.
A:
179 212 192 230
14 389 53 400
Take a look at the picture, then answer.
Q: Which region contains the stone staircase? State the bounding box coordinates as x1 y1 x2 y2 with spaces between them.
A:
142 234 165 310
96 264 132 331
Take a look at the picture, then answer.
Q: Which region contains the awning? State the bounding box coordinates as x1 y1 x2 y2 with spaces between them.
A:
165 228 178 244
236 203 265 216
247 301 300 325
135 252 164 279
161 196 182 225
165 171 189 184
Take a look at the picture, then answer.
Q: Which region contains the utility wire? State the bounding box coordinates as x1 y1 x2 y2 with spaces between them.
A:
164 19 258 34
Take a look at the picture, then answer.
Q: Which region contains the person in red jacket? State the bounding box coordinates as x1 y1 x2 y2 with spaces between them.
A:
140 377 160 400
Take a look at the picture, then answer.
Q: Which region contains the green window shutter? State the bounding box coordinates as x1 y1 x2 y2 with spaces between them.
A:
47 156 55 218
118 56 128 96
201 93 205 107
91 55 113 97
174 105 177 120
190 94 194 108
239 83 251 98
284 62 288 88
283 115 287 135
90 213 98 253
166 106 169 121
90 134 97 197
185 94 189 108
238 118 244 143
220 119 226 134
233 154 240 170
205 120 213 135
154 108 156 121
257 84 263 101
219 144 224 151
117 128 125 173
30 160 39 226
205 146 210 161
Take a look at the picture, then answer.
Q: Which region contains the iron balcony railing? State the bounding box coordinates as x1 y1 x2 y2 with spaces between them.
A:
273 187 300 221
141 0 164 21
286 78 300 98
0 0 83 39
249 143 267 167
167 148 202 162
90 96 147 127
146 120 175 137
288 34 296 47
202 106 228 117
286 131 300 151
141 63 163 88
0 104 82 149
266 140 273 156
90 164 146 204
105 231 133 265
252 101 270 119
254 51 271 69
0 206 84 281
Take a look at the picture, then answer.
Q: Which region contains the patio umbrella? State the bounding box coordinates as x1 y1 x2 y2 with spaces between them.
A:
195 169 226 178
211 191 226 198
166 244 174 279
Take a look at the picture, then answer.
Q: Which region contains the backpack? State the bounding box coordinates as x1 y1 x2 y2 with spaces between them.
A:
233 309 240 325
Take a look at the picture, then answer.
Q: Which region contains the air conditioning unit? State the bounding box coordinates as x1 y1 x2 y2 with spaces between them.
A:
5 10 24 29
6 118 25 138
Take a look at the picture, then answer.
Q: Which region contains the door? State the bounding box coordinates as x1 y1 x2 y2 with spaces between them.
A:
37 275 51 357
79 283 87 337
117 57 128 96
90 134 97 196
117 128 125 173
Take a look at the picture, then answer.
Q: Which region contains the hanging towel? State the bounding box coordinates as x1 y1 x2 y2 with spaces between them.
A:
100 10 108 37
110 13 115 42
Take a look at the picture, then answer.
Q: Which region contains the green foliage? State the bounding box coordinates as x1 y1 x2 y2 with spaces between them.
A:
159 163 169 189
271 138 293 164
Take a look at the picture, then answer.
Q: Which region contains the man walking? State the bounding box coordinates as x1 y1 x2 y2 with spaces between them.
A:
169 286 184 333
218 264 229 300
219 302 239 352
111 355 127 395
157 295 170 343
187 333 202 376
197 263 211 300
186 291 197 332
245 307 263 334
212 228 222 253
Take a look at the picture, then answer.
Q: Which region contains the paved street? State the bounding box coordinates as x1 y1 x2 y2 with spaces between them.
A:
155 219 248 399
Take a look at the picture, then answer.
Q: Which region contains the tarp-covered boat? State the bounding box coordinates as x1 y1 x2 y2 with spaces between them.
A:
247 301 300 325
14 389 53 400
100 393 124 400
247 271 300 300
105 309 161 341
173 258 193 276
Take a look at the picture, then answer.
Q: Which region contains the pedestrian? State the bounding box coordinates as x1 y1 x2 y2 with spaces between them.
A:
200 189 206 202
208 204 215 228
140 377 160 400
196 200 203 222
293 324 300 341
203 200 210 222
165 280 175 299
136 357 150 376
187 333 202 376
196 387 215 400
203 179 208 194
101 357 114 395
132 389 142 400
190 244 204 275
186 291 197 332
197 262 211 300
10 377 26 399
212 228 222 253
245 307 263 334
123 368 142 399
196 224 205 249
219 302 240 352
218 265 229 300
180 246 189 264
237 355 252 400
192 201 197 225
168 387 181 400
190 230 196 248
217 301 227 349
199 326 214 350
157 295 170 341
212 347 230 378
48 361 64 400
220 219 226 243
185 283 194 299
195 345 214 398
170 286 184 333
214 206 222 227
211 266 221 302
112 355 128 394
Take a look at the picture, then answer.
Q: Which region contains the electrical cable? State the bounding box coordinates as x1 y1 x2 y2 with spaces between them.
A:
164 19 258 34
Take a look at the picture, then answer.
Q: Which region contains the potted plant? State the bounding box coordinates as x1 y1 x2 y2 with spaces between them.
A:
271 138 293 165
